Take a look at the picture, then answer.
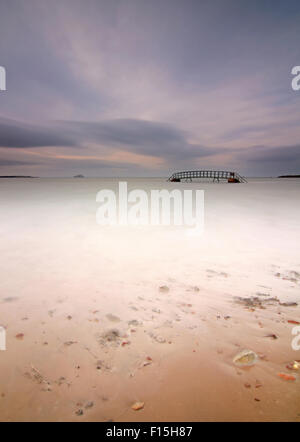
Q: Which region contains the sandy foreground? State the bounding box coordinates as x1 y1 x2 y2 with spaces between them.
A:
0 177 299 422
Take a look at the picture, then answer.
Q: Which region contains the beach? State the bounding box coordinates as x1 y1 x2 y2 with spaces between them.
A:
0 177 299 421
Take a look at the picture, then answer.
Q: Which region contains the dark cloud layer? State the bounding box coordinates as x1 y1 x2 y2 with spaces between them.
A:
0 117 224 162
62 119 223 160
0 118 75 148
243 145 300 164
1 116 300 176
0 158 41 167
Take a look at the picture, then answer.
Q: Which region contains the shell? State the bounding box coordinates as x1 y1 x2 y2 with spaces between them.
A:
233 349 258 366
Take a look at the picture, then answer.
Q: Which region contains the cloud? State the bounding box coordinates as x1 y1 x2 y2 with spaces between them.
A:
62 119 224 160
0 117 224 163
242 144 300 163
0 158 41 166
0 118 75 148
2 116 300 177
231 144 300 176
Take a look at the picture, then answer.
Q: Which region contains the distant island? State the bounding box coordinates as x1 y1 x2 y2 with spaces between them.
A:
0 176 38 178
278 175 300 178
73 174 85 178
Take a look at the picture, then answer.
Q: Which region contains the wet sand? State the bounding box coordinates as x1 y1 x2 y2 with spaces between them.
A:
0 178 299 421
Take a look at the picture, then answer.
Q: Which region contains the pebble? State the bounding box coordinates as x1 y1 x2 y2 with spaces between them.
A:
159 286 169 293
85 401 94 409
131 401 145 411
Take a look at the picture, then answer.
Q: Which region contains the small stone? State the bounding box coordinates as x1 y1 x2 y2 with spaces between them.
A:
286 361 300 371
106 314 120 322
128 320 140 326
159 285 169 293
279 302 298 307
64 341 77 346
264 333 278 340
150 333 166 344
96 360 111 371
85 401 94 409
131 401 144 411
101 328 121 342
121 341 130 346
75 409 83 416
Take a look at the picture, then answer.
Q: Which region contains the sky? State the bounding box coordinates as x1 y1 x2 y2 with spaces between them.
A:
0 0 300 177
